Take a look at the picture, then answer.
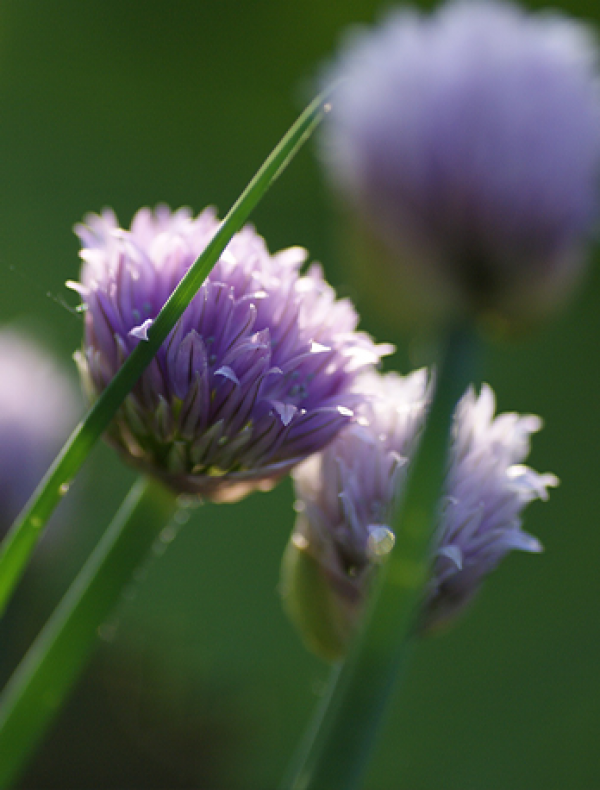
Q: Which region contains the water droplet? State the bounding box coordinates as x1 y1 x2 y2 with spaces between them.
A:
59 482 70 496
367 525 395 559
174 510 189 525
292 533 309 550
152 543 165 558
176 494 201 509
30 516 42 529
160 525 178 543
98 621 118 642
121 583 138 602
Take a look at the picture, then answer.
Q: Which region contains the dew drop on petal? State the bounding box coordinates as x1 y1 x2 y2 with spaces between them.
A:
367 525 396 559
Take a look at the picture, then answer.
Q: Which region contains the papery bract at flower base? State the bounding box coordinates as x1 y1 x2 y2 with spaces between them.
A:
0 329 79 536
321 0 600 327
281 370 558 661
70 206 390 501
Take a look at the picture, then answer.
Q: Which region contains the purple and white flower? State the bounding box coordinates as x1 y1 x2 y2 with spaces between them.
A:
321 0 600 323
282 369 558 658
70 206 390 501
0 329 79 535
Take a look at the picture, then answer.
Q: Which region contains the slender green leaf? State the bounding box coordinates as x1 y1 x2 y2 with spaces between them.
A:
0 90 330 614
0 477 178 788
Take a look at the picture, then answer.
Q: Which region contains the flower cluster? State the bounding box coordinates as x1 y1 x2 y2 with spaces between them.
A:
321 0 600 324
0 329 79 536
282 370 558 660
71 206 390 501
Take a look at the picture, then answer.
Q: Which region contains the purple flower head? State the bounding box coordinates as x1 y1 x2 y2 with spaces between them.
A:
282 369 557 660
70 206 390 501
0 329 79 536
322 1 600 324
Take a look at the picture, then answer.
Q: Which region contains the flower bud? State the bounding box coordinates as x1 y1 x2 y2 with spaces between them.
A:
281 370 557 660
321 1 600 328
70 206 391 501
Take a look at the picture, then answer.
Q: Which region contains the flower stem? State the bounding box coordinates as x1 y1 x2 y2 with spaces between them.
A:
0 88 331 616
282 323 480 790
0 476 179 789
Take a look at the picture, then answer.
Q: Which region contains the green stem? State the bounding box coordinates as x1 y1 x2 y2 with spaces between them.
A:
283 323 480 790
0 90 330 615
0 477 178 789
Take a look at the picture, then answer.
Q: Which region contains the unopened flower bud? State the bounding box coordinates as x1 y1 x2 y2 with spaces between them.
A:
321 1 600 328
70 206 391 501
281 370 557 661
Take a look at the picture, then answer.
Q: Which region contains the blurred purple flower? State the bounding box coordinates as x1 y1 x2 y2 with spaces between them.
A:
0 329 79 536
70 206 390 501
282 370 557 659
322 0 600 324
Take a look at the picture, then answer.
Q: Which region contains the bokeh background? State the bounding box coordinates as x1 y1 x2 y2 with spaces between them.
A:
0 0 599 788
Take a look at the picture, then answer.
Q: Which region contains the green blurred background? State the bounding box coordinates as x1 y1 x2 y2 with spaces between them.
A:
0 0 599 787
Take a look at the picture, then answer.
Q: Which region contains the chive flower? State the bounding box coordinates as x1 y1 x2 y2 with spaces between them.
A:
70 206 389 501
281 370 558 660
0 329 79 535
321 0 600 324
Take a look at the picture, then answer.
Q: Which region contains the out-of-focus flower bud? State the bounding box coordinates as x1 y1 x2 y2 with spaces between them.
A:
321 1 600 328
0 329 79 537
281 370 557 661
69 206 391 502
